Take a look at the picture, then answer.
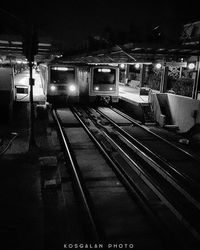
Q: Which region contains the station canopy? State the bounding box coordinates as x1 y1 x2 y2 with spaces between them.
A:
1 35 200 65
62 42 200 64
0 35 61 63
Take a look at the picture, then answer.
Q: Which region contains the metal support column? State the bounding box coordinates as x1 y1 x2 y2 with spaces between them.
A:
160 66 168 93
192 56 200 100
29 61 36 150
140 64 146 88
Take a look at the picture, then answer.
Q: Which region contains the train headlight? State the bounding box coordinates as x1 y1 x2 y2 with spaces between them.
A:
94 86 99 91
50 85 56 91
69 84 76 92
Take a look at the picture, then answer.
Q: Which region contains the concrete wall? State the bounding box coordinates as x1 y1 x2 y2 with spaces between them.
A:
151 93 200 132
156 94 173 124
167 94 200 132
118 98 144 122
150 93 165 127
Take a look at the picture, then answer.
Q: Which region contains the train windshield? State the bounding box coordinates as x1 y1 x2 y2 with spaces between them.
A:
93 68 115 84
50 66 75 84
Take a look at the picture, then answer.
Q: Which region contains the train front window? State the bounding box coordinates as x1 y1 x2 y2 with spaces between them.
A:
93 68 115 84
50 66 75 84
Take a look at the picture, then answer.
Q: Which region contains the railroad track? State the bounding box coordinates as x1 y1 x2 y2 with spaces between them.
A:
52 109 100 243
111 106 200 162
50 107 186 249
0 132 18 156
96 107 200 209
47 108 198 249
70 106 200 249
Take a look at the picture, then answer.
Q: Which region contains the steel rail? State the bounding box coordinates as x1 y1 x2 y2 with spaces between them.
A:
0 132 18 157
85 107 200 242
72 107 188 249
112 107 200 162
96 108 200 210
71 107 151 202
52 109 100 242
100 127 200 242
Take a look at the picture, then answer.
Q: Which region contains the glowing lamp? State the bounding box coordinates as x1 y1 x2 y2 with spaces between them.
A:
51 67 73 71
95 86 99 91
188 63 195 70
155 63 162 69
69 85 76 92
98 68 111 73
134 63 140 69
109 87 113 91
119 64 125 69
50 85 56 91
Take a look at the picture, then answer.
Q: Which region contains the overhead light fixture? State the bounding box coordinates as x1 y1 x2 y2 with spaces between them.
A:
119 63 125 69
155 63 162 69
50 85 56 91
69 84 76 92
187 63 195 70
134 63 140 69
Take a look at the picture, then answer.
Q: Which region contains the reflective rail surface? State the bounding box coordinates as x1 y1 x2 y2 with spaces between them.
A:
81 106 200 248
54 107 182 249
52 109 100 242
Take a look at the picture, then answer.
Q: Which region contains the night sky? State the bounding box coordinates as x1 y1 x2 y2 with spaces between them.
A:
1 0 200 48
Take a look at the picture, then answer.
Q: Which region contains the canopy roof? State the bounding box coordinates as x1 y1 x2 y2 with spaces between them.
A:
0 35 61 62
63 42 200 64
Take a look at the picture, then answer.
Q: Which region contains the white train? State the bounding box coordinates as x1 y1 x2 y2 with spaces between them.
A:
39 62 119 105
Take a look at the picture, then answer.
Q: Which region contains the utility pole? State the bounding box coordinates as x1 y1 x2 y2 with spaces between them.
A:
29 60 36 149
22 26 38 150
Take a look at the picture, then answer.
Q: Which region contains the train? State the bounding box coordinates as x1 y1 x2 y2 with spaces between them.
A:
39 62 119 105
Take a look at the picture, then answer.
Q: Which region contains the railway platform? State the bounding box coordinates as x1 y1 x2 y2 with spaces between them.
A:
118 84 200 154
14 69 46 103
118 84 153 124
119 85 149 105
